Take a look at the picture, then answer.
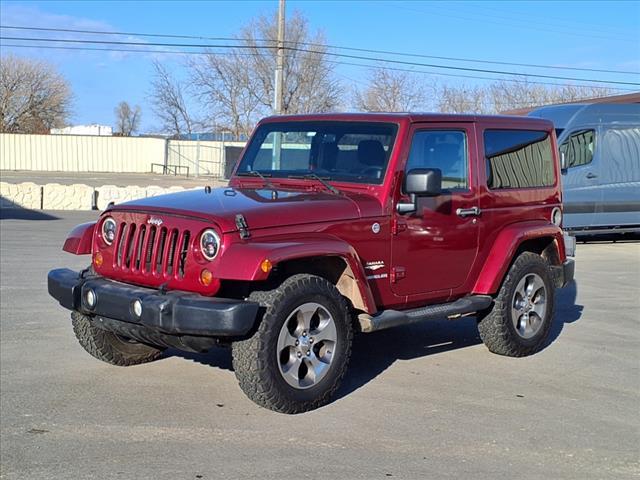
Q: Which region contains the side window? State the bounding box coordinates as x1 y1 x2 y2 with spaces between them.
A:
406 130 468 190
559 129 595 168
601 127 640 183
484 129 554 189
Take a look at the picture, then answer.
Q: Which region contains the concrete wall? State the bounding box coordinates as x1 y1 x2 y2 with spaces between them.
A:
0 181 190 211
0 133 245 176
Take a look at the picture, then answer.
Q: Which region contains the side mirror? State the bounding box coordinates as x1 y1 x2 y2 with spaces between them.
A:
397 168 442 214
405 168 442 196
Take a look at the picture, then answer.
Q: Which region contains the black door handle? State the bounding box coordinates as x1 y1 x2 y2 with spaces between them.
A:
586 172 598 179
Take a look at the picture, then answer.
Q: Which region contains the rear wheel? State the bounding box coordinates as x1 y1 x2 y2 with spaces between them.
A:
71 312 165 366
478 252 555 357
232 274 353 414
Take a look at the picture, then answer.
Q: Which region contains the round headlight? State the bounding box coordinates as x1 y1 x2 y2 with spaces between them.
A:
102 217 117 245
551 207 562 227
200 229 220 260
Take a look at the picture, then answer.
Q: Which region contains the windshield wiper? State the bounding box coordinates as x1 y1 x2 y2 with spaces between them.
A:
237 170 275 189
288 173 340 195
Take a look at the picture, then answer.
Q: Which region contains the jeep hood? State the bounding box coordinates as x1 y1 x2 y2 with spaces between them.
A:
111 186 377 232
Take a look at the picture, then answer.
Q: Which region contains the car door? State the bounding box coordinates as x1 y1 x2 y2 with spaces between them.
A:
391 123 480 298
593 126 640 229
559 128 601 229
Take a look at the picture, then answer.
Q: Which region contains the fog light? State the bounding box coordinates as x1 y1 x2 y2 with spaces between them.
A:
132 299 143 318
200 269 213 286
85 289 97 309
94 251 103 268
260 258 272 273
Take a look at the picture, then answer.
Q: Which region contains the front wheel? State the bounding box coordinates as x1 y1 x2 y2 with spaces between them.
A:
478 252 555 357
71 312 165 366
232 274 353 414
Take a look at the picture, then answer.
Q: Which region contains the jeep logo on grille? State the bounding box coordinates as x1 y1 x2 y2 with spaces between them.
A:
147 217 163 226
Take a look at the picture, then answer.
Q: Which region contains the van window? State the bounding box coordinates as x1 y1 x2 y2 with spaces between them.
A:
602 127 640 183
484 130 554 189
406 130 468 190
560 129 595 168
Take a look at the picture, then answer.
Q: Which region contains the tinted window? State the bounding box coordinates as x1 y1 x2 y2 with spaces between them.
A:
559 129 595 168
485 130 554 189
601 127 640 183
238 122 397 184
406 130 468 190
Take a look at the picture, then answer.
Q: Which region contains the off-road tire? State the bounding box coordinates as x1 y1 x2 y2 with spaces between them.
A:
71 311 164 366
478 252 555 357
232 274 353 414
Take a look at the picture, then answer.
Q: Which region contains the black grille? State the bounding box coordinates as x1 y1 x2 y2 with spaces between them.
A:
114 222 190 278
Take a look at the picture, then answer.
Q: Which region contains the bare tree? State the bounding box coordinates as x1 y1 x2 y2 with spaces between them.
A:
189 10 342 139
438 84 489 114
355 67 430 112
436 79 618 114
488 80 617 113
240 12 342 114
149 60 193 137
114 101 141 136
0 55 72 133
191 50 261 139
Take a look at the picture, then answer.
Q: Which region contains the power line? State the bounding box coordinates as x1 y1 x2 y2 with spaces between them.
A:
2 24 638 76
391 2 637 44
443 1 637 36
3 42 634 92
2 35 638 87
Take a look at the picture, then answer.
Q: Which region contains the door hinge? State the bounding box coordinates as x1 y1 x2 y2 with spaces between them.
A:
392 217 407 235
391 266 406 283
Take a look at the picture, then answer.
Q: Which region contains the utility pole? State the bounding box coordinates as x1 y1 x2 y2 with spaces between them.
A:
272 0 285 169
274 0 285 115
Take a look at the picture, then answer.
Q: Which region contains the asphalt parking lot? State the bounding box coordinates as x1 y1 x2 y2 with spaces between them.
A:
1 210 638 480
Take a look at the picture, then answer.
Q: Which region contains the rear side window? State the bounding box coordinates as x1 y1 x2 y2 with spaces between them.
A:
484 130 555 189
559 129 595 168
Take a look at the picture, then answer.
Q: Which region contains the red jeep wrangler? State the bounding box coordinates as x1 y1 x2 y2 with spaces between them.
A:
49 113 575 413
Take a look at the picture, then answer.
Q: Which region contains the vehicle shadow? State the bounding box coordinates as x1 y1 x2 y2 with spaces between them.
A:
336 316 483 400
337 280 583 400
168 281 584 400
167 346 234 372
546 280 582 347
0 196 59 220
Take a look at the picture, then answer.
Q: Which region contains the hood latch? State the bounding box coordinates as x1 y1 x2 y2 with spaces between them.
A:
235 214 251 239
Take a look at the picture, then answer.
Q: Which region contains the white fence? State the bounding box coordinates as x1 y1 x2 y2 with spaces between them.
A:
0 133 245 178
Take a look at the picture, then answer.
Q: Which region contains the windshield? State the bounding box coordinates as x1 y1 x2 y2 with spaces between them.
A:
236 121 398 184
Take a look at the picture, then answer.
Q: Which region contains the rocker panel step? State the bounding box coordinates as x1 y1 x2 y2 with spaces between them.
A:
358 295 493 333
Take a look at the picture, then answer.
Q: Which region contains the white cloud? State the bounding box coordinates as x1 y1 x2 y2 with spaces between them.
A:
0 4 154 62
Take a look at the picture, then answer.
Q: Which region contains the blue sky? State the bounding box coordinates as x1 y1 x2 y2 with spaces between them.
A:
1 0 638 132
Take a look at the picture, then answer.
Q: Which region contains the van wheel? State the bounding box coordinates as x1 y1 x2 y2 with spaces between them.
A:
71 312 165 366
478 252 555 357
232 274 353 414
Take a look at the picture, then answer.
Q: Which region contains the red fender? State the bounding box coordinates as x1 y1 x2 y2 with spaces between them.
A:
473 221 565 295
217 235 377 313
63 222 96 255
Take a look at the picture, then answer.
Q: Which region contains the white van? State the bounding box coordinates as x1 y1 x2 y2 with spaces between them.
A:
529 103 640 234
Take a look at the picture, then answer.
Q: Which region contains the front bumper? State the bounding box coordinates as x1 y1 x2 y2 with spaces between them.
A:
551 259 575 288
48 268 260 337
